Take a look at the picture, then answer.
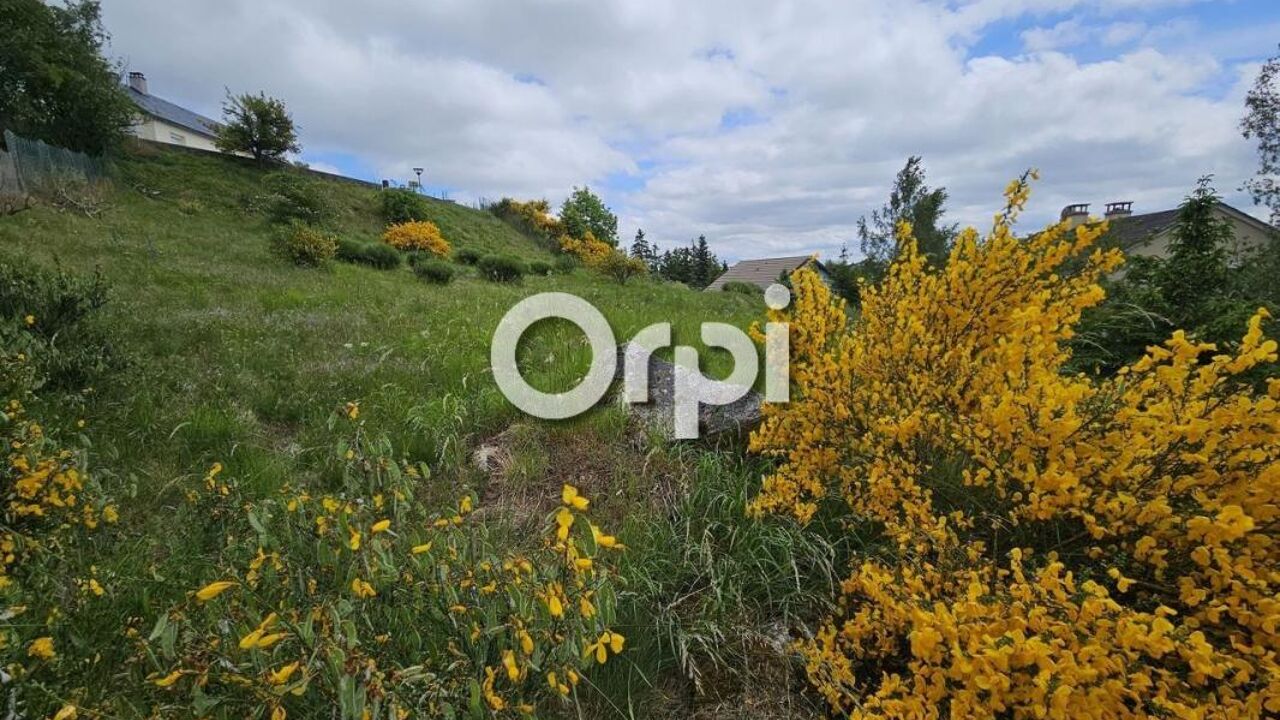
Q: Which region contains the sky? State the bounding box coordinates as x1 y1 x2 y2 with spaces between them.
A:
100 0 1279 262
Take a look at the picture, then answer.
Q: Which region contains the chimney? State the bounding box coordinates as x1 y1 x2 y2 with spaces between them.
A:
1104 201 1133 220
128 71 148 94
1060 203 1090 229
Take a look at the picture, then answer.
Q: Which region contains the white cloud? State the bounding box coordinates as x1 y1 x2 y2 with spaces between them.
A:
100 0 1271 262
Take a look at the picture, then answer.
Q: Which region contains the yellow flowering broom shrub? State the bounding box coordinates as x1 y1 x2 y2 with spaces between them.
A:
558 231 613 268
382 220 451 256
133 406 623 718
1 350 118 693
749 174 1280 718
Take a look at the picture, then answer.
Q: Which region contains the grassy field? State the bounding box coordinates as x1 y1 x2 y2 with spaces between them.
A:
0 144 834 718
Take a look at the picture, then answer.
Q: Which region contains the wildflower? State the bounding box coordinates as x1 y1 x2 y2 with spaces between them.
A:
590 523 622 550
502 649 520 681
547 671 570 696
371 519 391 534
344 401 360 420
584 631 625 664
53 705 77 720
561 484 589 511
269 661 301 685
24 315 34 327
152 669 183 687
348 528 361 551
518 628 534 655
195 580 237 602
27 636 55 660
459 495 473 514
101 504 118 523
351 577 377 599
411 542 432 555
271 707 286 720
555 508 574 542
483 666 506 711
86 578 104 597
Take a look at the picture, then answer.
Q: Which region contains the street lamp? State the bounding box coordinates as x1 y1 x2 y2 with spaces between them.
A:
412 167 424 194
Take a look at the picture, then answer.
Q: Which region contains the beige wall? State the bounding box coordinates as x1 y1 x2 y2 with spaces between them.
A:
1126 207 1274 267
129 116 220 152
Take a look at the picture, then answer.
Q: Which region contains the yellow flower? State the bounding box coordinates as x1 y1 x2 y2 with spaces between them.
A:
411 542 432 554
351 577 377 599
344 401 360 419
53 705 77 720
584 631 625 664
561 484 589 511
348 529 361 551
194 580 237 602
371 519 391 534
255 632 287 649
269 661 301 685
28 636 55 660
555 507 574 542
87 578 104 597
271 706 286 720
24 315 35 327
152 669 183 687
502 649 520 681
101 504 118 523
590 523 621 549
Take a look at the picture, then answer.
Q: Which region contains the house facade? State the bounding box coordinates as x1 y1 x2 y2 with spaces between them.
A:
124 72 222 152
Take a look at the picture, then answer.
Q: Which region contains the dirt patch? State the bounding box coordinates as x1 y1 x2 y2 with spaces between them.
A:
472 414 687 532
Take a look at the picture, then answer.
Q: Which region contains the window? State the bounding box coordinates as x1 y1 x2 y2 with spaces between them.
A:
169 131 186 145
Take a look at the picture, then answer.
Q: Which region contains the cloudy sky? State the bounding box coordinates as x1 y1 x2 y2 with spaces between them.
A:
101 0 1277 261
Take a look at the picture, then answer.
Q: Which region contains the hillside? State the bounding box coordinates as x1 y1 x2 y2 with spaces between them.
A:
0 143 805 718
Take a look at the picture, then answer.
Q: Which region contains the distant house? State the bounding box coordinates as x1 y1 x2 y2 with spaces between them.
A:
705 255 830 292
1060 201 1275 268
124 72 222 152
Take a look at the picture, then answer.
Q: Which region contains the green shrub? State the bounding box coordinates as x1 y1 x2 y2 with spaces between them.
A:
0 262 117 393
722 280 760 295
597 251 647 285
477 255 526 282
256 172 331 225
455 247 483 266
335 238 402 270
381 188 429 225
529 260 553 276
412 259 456 285
275 222 337 267
553 255 579 274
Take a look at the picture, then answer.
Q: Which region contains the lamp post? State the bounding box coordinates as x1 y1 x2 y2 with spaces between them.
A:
412 167 424 195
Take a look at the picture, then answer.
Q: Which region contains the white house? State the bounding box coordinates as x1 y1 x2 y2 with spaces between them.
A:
124 72 222 151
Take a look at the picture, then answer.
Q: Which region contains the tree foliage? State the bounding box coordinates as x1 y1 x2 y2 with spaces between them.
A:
215 91 301 163
559 186 618 245
857 156 956 272
0 0 135 154
653 235 724 289
1242 45 1280 225
629 228 657 267
751 176 1280 719
1073 178 1273 374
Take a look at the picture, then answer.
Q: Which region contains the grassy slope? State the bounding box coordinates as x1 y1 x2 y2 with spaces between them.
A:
0 143 777 713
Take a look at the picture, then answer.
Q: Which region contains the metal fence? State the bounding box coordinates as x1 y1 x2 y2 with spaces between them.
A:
0 129 104 197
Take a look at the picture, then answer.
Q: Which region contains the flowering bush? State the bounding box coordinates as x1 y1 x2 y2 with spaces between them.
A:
382 220 450 256
276 222 338 267
489 198 564 249
132 406 624 718
750 175 1280 718
558 232 612 268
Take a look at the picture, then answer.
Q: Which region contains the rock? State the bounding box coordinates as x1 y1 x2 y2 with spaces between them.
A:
614 342 763 439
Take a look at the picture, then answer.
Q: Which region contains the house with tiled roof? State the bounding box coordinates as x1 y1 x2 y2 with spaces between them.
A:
123 72 222 152
705 254 830 291
1060 201 1275 268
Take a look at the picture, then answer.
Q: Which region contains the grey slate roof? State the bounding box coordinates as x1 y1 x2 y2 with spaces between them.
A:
705 255 819 291
126 86 221 138
1102 209 1180 250
1101 202 1273 250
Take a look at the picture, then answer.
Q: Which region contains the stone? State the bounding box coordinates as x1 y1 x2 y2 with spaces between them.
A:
613 342 763 439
